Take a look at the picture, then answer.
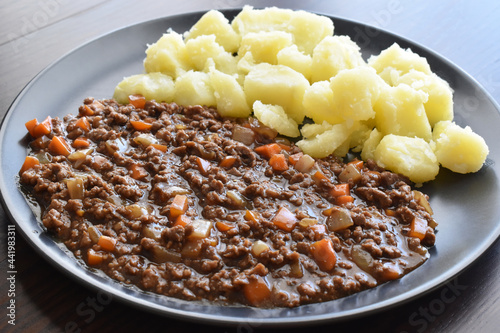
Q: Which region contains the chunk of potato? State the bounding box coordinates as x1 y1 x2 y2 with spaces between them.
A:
300 121 334 139
144 31 192 78
277 45 312 81
113 73 175 104
244 63 310 123
296 123 353 158
253 101 299 137
185 35 237 74
239 31 293 65
311 36 365 82
303 81 343 125
374 134 439 183
330 67 385 122
174 71 216 106
374 84 432 141
361 128 383 161
368 43 432 84
183 10 240 53
396 70 454 127
433 121 489 173
231 6 333 55
209 67 251 118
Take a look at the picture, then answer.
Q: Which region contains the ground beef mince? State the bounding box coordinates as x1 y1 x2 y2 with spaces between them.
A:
19 97 437 308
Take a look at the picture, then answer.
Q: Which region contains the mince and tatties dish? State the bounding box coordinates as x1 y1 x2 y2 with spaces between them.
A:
18 7 489 308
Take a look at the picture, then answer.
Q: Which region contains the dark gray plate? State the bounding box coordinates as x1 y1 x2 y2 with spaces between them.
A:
1 9 499 327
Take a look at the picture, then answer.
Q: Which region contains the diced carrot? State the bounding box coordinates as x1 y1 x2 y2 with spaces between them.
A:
348 159 364 170
87 249 103 266
128 94 146 109
381 262 402 281
48 136 71 156
25 118 38 137
269 153 288 171
32 116 52 138
97 235 116 252
330 184 350 197
130 120 153 131
312 170 329 185
243 276 271 306
272 207 297 232
196 157 211 175
129 164 148 180
311 238 337 271
336 195 354 206
174 214 191 228
72 137 90 148
75 117 91 132
288 152 303 166
19 156 40 174
81 105 94 116
170 194 188 219
150 143 168 152
244 210 260 224
277 143 292 152
385 208 397 217
219 156 237 168
409 216 427 240
216 221 236 232
254 143 282 159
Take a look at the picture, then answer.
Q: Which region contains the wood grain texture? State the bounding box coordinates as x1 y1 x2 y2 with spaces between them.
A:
1 1 499 332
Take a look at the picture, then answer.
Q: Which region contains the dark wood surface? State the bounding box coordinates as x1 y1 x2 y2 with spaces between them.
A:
1 1 499 332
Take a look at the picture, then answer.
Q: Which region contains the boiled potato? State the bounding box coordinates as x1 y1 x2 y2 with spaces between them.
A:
374 84 432 141
396 70 454 127
368 43 432 84
144 31 192 78
296 123 353 158
303 81 343 125
361 128 384 161
433 121 489 173
300 121 334 139
231 6 333 55
286 9 335 55
185 35 237 74
374 134 439 183
277 45 312 81
244 63 310 124
183 9 240 53
113 73 175 104
253 101 300 137
174 71 216 106
239 31 293 65
348 122 373 152
209 67 251 118
311 36 365 82
330 67 385 122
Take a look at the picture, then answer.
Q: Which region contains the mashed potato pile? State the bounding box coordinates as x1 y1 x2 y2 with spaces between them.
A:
114 6 489 183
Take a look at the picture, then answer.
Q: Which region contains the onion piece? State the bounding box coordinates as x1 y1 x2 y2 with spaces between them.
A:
326 207 354 232
143 223 164 241
294 154 315 173
251 240 270 256
351 245 373 273
189 219 213 239
338 164 362 183
152 245 181 263
232 125 255 145
66 177 84 199
412 190 434 215
87 226 102 243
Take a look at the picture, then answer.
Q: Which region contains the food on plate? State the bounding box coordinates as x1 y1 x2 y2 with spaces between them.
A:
19 97 437 307
114 6 489 184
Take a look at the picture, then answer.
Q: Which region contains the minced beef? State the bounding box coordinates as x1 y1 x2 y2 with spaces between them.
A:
19 97 437 308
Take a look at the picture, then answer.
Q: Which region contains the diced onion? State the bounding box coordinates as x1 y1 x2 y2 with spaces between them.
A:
189 219 213 239
326 207 353 231
251 240 270 256
232 125 255 145
412 190 434 215
295 154 315 173
88 225 102 243
67 177 84 199
338 164 362 183
351 245 373 273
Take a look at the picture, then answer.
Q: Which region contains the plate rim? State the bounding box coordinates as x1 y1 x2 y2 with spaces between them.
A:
1 8 499 327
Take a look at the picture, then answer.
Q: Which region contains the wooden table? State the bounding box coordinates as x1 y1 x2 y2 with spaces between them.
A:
1 1 499 332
